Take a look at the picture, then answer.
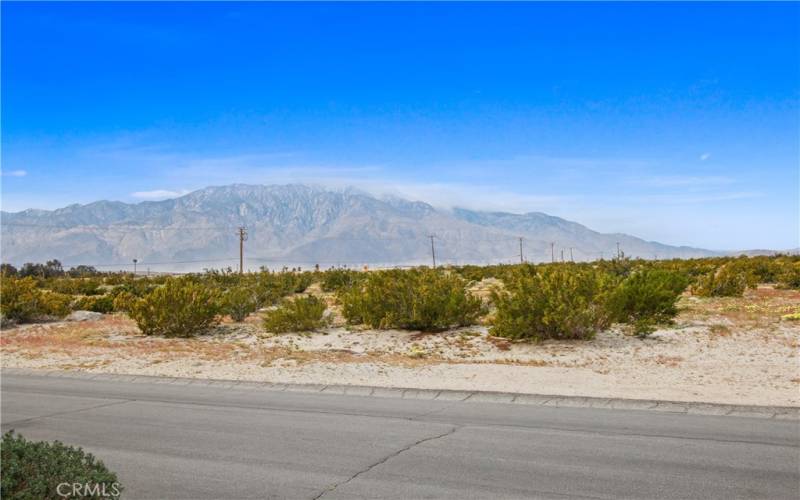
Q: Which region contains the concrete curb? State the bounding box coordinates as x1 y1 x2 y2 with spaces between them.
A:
3 368 797 420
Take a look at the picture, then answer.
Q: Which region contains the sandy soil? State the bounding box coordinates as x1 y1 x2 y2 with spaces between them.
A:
2 286 798 407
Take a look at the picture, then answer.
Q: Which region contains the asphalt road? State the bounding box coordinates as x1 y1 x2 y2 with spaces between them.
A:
2 373 798 499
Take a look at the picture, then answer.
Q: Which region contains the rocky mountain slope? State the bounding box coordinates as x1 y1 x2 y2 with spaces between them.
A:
0 184 719 270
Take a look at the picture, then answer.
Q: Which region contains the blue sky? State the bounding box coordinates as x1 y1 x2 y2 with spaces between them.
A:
2 2 798 250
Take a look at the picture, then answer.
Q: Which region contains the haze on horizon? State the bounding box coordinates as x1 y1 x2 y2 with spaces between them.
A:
1 2 798 251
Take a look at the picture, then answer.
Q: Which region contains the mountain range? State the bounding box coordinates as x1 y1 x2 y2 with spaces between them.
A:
1 184 722 271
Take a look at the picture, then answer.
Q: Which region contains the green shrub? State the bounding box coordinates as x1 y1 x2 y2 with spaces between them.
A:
491 266 614 341
42 278 104 296
320 269 363 292
340 268 483 331
693 264 754 297
0 277 72 322
606 269 689 336
111 291 137 313
72 295 115 314
222 285 259 322
777 262 800 290
263 295 329 333
127 278 221 337
1 431 122 499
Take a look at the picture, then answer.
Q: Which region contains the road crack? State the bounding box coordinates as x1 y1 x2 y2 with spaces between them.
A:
1 399 133 428
313 426 459 499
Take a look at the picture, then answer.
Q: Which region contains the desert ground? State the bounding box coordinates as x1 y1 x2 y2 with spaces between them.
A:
2 285 798 407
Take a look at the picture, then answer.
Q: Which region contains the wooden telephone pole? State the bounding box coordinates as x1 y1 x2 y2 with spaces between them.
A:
429 235 437 269
519 237 524 264
238 227 248 274
550 242 555 263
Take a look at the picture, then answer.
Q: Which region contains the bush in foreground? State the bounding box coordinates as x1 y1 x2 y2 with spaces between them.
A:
127 278 221 337
263 295 329 333
1 431 122 499
491 266 614 341
340 268 483 331
606 269 689 336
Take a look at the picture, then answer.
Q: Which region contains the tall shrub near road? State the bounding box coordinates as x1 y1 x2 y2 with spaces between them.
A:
127 277 221 337
340 268 483 331
491 265 614 341
606 269 689 336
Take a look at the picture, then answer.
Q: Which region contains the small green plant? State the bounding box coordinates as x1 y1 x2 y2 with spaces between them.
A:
1 431 122 499
491 266 614 341
339 268 483 331
263 295 329 333
127 278 221 337
606 269 689 337
221 285 259 322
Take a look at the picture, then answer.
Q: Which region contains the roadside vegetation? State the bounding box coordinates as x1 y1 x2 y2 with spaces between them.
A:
1 431 122 500
1 255 798 340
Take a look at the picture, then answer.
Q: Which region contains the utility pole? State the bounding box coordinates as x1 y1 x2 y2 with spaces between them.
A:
616 242 621 259
569 247 574 262
550 242 555 263
132 258 138 276
429 234 437 269
238 226 248 274
560 249 564 262
519 237 524 264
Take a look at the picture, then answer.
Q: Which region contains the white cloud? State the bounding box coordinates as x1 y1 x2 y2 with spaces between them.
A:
700 153 711 161
130 189 189 200
0 169 27 177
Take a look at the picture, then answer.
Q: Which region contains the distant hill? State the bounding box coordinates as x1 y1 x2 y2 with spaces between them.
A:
1 184 723 271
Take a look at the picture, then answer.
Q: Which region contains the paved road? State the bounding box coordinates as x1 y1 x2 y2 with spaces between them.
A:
2 373 798 499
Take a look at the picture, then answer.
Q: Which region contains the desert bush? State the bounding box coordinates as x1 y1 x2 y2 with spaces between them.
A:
0 277 72 322
340 268 483 331
1 431 122 500
42 277 104 296
491 266 614 341
111 291 137 313
320 269 363 292
222 285 259 322
693 263 754 297
263 295 329 333
606 269 689 336
127 278 221 337
73 295 115 314
776 261 800 290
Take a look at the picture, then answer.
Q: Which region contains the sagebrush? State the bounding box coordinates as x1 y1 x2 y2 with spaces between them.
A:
127 278 221 337
263 295 329 333
340 268 483 331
